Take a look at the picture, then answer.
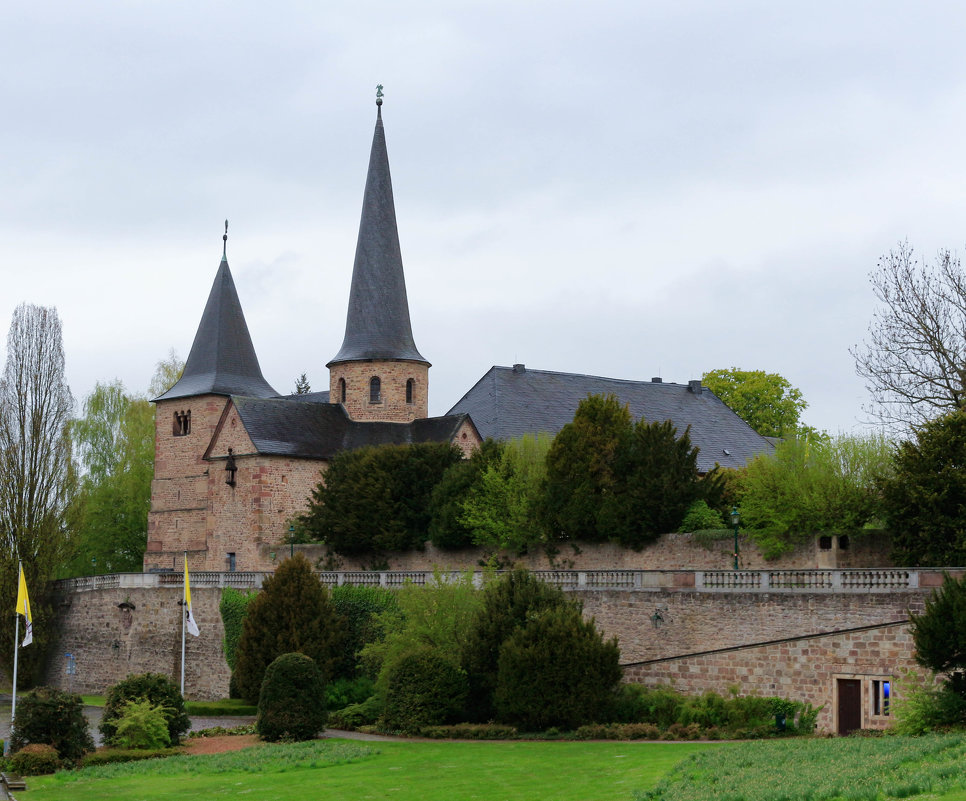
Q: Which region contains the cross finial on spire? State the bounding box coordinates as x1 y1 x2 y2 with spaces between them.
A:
376 84 384 106
222 219 228 260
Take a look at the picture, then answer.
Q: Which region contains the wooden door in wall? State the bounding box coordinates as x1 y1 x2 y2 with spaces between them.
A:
837 679 862 736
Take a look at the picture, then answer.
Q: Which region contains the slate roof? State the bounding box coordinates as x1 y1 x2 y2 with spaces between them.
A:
446 365 774 472
156 254 278 401
228 395 471 459
328 103 428 367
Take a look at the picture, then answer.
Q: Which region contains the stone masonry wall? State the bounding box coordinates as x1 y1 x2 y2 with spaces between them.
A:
45 585 229 700
581 589 925 664
623 622 927 734
329 360 429 422
47 576 931 706
147 395 230 572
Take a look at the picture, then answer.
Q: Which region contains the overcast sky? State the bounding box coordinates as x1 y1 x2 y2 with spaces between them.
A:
3 2 965 434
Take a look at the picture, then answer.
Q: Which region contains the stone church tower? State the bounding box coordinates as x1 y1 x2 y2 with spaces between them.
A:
327 96 430 423
147 228 279 569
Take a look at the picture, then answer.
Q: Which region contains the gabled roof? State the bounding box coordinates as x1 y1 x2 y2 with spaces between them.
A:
156 253 278 401
225 395 470 459
445 365 774 472
328 102 428 367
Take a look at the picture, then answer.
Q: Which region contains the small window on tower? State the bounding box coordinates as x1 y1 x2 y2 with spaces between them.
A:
339 377 347 403
370 376 381 404
406 378 414 404
173 410 191 436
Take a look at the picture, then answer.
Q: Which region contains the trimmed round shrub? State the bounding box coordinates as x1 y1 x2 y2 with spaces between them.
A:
113 699 172 749
10 743 61 776
256 652 327 742
382 647 468 734
494 605 622 731
100 673 190 746
10 686 93 761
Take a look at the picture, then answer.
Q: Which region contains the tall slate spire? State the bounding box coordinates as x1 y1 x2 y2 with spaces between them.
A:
156 225 278 401
328 96 429 367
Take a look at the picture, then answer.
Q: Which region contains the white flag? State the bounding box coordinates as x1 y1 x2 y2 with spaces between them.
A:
184 556 200 637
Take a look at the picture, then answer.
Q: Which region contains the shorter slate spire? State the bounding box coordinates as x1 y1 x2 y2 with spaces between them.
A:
155 225 278 401
328 93 429 367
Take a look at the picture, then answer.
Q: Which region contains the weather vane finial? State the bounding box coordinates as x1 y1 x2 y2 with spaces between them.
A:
223 219 228 259
376 84 384 106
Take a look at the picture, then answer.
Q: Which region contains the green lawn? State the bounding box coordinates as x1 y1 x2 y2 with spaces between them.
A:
24 734 966 801
28 739 710 801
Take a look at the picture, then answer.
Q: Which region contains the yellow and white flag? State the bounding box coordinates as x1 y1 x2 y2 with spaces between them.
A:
184 556 200 637
16 565 33 647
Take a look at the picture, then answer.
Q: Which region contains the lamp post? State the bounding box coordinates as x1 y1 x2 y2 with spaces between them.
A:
730 507 740 570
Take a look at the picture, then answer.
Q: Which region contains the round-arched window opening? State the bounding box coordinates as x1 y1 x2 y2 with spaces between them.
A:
406 378 414 404
338 377 347 403
370 376 381 404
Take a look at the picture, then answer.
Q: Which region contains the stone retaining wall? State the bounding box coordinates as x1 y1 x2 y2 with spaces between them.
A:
623 622 929 734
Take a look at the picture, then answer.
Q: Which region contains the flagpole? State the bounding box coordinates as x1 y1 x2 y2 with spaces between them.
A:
180 552 187 696
9 563 21 756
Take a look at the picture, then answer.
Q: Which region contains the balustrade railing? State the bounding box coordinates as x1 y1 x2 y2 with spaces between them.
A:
54 567 946 594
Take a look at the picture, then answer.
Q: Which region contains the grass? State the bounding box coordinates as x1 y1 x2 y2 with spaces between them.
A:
27 738 709 801
23 733 966 801
638 733 966 801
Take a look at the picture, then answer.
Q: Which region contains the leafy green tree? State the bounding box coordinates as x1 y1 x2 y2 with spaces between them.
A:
0 304 76 686
740 433 892 558
879 412 966 566
233 553 346 703
461 569 573 722
148 349 184 398
359 571 481 699
601 420 712 548
494 604 622 731
459 434 552 554
702 368 808 438
68 381 154 575
544 395 633 541
428 439 505 549
301 442 462 555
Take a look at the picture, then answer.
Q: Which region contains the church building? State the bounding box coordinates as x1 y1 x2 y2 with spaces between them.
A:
146 97 480 573
145 97 773 573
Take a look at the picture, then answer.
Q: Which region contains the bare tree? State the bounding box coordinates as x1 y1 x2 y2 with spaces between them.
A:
852 242 966 428
0 304 75 684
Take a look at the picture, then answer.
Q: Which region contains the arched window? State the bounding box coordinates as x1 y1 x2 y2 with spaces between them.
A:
338 377 347 403
369 376 381 403
406 378 414 404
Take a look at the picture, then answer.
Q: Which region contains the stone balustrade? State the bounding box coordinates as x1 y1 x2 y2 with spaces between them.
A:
56 567 960 595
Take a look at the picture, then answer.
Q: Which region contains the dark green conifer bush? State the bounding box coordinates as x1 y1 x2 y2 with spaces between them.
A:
10 686 94 761
256 652 327 742
99 673 190 746
461 568 573 721
382 647 468 734
494 604 621 731
233 553 346 703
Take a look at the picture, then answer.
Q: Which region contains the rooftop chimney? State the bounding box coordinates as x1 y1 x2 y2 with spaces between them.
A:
512 364 526 373
688 380 702 394
651 377 662 383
